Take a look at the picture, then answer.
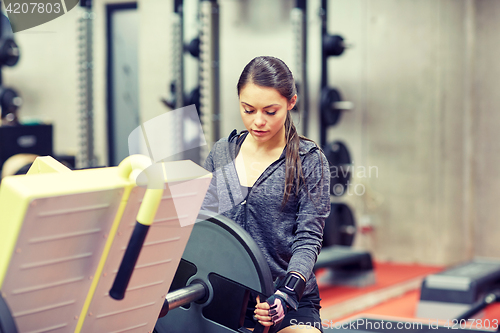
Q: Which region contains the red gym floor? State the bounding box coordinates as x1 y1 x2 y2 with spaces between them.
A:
318 262 500 327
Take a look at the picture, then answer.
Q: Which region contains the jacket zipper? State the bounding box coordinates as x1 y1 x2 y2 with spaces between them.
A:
240 157 284 230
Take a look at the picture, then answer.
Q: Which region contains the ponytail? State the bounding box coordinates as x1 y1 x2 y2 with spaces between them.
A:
282 111 302 207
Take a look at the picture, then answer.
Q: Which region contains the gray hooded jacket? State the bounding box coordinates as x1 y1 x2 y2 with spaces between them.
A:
202 130 330 295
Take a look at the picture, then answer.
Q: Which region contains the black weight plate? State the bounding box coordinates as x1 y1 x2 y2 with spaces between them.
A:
154 211 274 333
321 87 343 127
323 34 345 57
324 140 352 196
186 86 201 117
0 87 20 117
186 37 200 58
323 203 356 247
0 39 19 67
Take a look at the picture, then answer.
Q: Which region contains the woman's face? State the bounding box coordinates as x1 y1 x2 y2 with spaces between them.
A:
239 83 296 144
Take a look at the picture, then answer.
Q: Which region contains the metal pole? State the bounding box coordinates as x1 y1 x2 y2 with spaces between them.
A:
320 0 328 148
159 282 207 317
77 2 96 168
173 0 185 109
171 1 185 160
199 0 220 160
166 283 206 311
291 0 308 136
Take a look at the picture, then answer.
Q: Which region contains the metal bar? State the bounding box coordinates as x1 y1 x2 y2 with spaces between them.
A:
170 1 184 160
301 2 309 137
172 10 184 109
174 0 183 13
78 8 96 168
199 0 220 159
320 0 328 147
320 0 328 89
292 0 308 136
166 283 206 311
333 101 354 110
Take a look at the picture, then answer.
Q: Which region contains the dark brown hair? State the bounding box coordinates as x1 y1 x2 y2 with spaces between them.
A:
237 56 317 207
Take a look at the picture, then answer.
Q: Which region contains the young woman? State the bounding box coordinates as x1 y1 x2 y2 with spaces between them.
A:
202 56 330 333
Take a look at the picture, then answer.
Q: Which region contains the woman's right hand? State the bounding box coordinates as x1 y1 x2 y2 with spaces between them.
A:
254 295 275 327
254 294 288 327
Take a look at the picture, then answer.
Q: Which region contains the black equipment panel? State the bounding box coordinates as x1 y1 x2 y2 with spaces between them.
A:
0 124 53 171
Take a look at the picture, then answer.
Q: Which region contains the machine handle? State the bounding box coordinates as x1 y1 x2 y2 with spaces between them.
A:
109 189 163 300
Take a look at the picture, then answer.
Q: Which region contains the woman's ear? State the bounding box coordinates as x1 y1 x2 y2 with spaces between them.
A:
288 94 297 111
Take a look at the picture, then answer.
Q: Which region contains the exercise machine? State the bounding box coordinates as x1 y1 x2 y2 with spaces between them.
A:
0 154 276 332
0 155 211 332
324 289 500 332
417 258 500 320
322 259 500 332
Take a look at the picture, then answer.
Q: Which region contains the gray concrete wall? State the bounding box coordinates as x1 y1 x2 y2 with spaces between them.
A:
325 0 473 265
320 0 500 265
472 0 500 258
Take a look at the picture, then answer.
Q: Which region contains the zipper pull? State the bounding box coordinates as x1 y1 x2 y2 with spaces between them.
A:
241 200 246 205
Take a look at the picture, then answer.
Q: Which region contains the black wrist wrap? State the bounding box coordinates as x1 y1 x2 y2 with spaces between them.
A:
275 272 306 311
